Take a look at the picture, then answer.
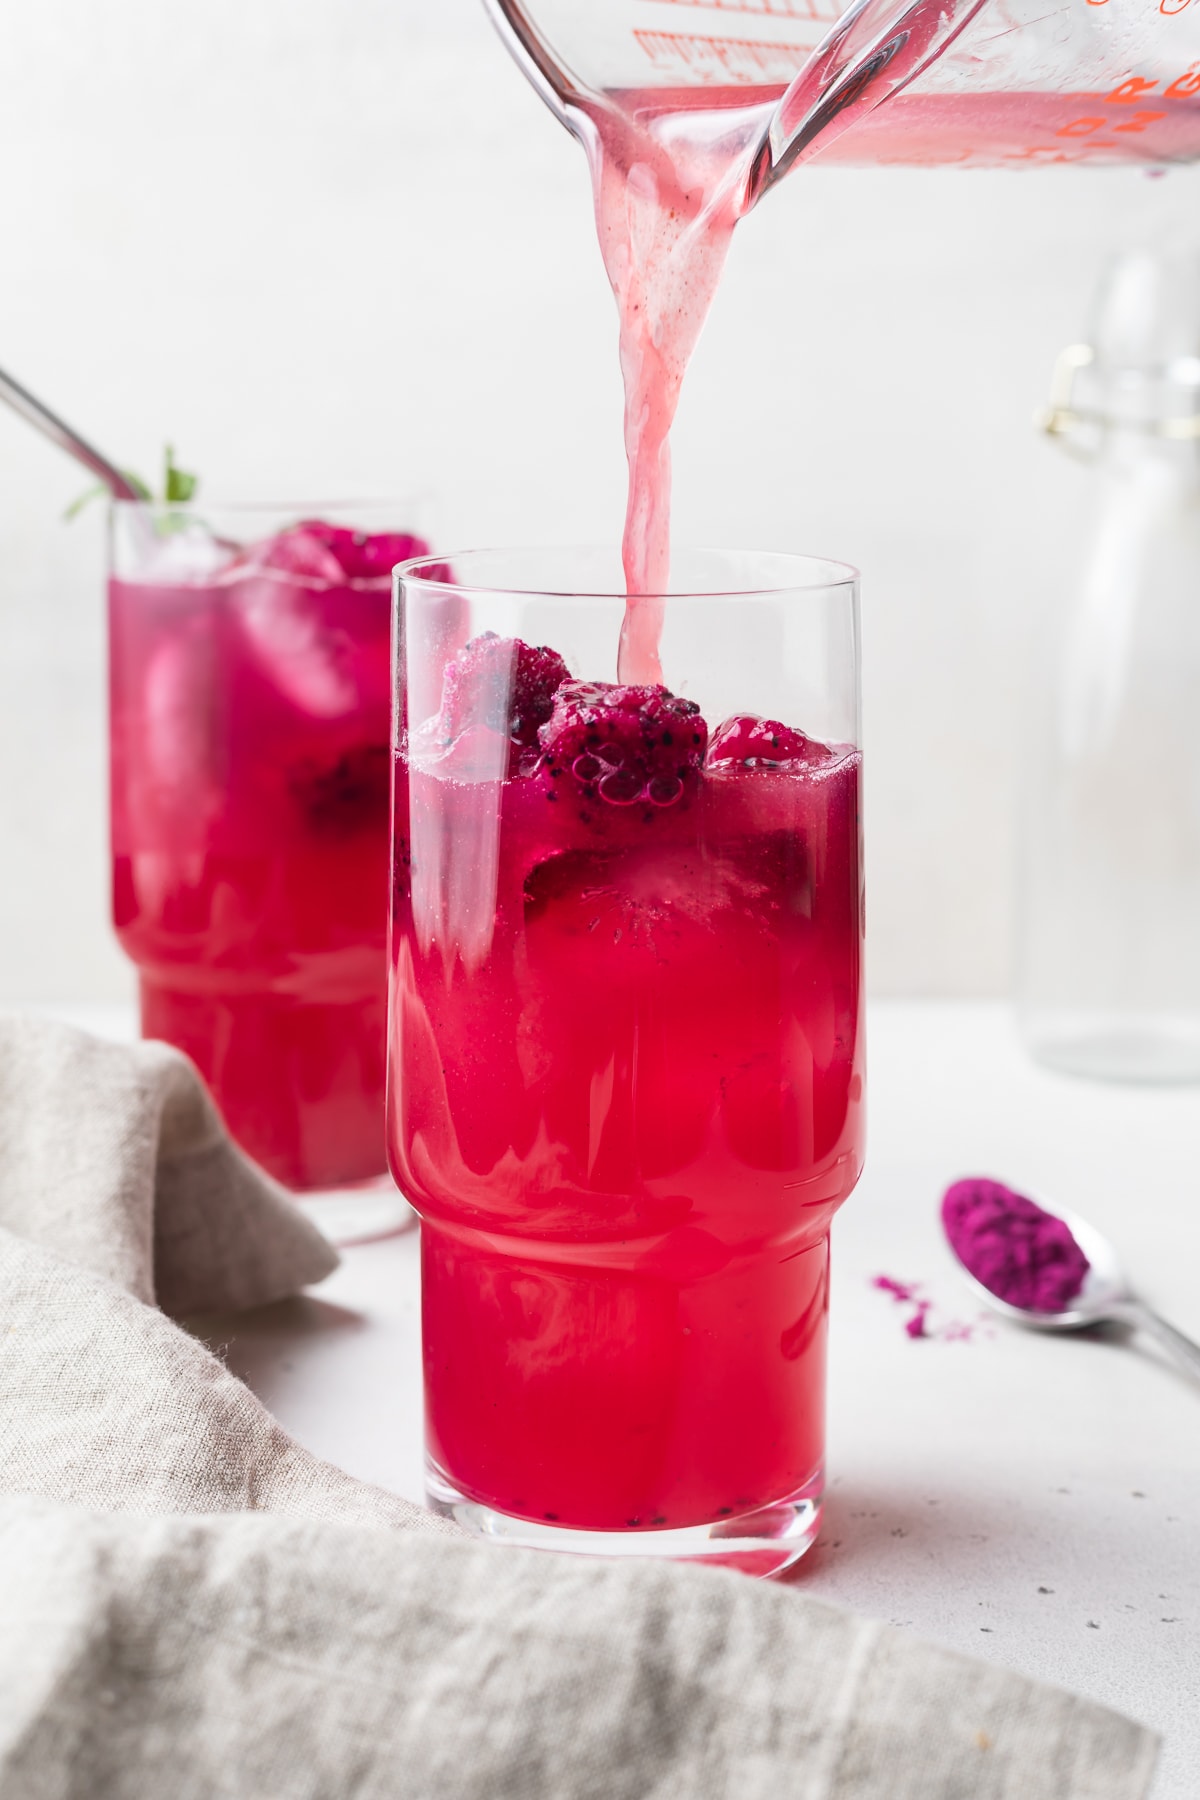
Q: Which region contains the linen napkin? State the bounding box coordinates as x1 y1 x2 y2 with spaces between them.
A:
0 1015 1160 1800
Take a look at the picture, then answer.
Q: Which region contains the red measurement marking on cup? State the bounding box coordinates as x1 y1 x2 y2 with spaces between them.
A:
1106 76 1162 101
1055 67 1199 139
1004 144 1096 160
635 0 842 19
633 29 818 81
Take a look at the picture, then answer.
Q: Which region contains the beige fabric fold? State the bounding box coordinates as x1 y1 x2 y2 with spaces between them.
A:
0 1016 1160 1800
0 1014 442 1530
1 1227 443 1530
0 1494 1160 1800
0 1012 338 1314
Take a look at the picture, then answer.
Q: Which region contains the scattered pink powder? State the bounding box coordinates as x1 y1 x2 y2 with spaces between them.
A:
873 1275 917 1304
905 1301 932 1340
941 1177 1089 1313
871 1275 975 1343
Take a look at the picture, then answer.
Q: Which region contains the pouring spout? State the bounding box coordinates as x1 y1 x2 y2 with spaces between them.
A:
745 0 992 206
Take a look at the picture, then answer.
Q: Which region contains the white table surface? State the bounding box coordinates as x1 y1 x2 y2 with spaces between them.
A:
40 1000 1200 1797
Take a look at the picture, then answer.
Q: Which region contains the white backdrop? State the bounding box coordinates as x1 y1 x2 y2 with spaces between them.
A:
1 0 1196 1002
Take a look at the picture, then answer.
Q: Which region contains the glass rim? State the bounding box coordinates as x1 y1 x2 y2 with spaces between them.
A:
108 494 417 516
397 545 859 600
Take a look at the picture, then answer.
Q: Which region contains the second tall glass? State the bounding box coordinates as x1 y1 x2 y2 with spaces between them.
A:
110 499 424 1239
389 547 864 1574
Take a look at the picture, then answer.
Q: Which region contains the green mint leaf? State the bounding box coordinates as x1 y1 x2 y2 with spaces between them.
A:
64 447 199 523
63 482 108 522
64 468 151 522
163 444 199 504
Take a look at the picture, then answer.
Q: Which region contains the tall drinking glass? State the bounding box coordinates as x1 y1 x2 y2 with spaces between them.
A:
389 548 863 1574
109 499 424 1241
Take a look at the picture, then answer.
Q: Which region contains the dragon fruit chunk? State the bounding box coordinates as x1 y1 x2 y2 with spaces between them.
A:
292 521 431 582
538 680 708 811
706 713 831 769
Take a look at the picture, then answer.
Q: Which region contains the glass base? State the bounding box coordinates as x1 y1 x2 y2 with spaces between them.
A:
295 1176 415 1247
425 1460 823 1579
1021 1010 1200 1085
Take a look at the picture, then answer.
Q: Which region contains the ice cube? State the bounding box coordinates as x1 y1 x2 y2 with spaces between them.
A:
124 512 231 584
230 578 365 719
140 622 221 813
253 525 346 586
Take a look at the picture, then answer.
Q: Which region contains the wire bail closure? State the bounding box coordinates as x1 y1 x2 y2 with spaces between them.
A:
1037 341 1200 459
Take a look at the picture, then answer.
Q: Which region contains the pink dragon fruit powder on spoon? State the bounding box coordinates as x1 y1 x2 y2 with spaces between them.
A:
941 1177 1090 1313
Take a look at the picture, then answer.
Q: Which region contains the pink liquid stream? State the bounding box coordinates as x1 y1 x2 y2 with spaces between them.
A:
576 99 755 682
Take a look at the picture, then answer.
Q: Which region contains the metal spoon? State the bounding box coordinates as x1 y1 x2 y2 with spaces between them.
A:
0 362 142 500
948 1203 1200 1386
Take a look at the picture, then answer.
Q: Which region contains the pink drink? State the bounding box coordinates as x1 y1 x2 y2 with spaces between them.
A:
602 83 1200 169
390 643 864 1533
110 515 426 1191
801 86 1200 166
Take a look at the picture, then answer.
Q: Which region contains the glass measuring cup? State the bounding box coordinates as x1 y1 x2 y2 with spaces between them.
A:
484 0 1200 189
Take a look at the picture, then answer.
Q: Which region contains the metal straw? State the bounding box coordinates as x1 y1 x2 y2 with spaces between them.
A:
0 363 142 500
